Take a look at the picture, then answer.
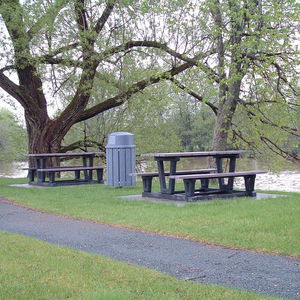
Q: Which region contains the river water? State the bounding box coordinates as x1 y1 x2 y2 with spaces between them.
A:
1 160 300 193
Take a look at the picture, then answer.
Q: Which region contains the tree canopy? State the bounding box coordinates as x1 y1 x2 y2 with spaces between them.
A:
0 0 299 164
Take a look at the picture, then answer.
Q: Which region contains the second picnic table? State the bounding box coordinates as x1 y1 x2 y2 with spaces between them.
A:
27 152 105 186
132 150 266 201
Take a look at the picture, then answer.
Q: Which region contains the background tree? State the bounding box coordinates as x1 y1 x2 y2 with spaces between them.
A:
167 0 299 161
62 81 181 154
0 108 26 160
170 95 216 152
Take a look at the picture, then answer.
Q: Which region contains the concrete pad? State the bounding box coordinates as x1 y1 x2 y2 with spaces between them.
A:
9 184 46 188
119 193 284 206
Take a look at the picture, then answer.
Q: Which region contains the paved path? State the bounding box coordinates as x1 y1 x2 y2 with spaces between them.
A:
0 198 299 299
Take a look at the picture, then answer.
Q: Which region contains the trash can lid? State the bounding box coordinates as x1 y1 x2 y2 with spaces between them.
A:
107 132 135 146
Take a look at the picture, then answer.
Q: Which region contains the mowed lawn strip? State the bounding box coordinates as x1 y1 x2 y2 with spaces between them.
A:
0 231 277 300
1 178 299 257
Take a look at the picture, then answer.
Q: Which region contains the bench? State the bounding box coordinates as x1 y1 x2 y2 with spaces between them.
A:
130 168 216 192
36 166 105 184
169 170 267 197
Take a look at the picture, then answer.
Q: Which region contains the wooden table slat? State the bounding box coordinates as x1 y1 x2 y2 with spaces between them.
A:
141 150 251 158
28 152 104 157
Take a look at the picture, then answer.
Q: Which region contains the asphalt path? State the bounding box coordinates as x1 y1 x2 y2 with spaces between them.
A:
0 198 299 299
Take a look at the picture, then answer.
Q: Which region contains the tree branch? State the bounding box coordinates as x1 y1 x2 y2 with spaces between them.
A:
0 72 44 115
74 0 89 31
0 72 26 107
60 139 106 152
240 103 300 137
169 78 218 115
75 60 196 123
93 0 116 34
27 0 70 40
260 136 299 162
96 40 219 82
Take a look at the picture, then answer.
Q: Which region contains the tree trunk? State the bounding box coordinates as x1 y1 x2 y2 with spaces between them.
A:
25 115 64 167
212 79 241 151
212 99 236 151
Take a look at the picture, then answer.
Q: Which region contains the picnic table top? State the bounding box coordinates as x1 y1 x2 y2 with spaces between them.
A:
28 152 104 157
141 150 251 158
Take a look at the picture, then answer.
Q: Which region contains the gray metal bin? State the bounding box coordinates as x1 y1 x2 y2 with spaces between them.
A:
106 132 136 186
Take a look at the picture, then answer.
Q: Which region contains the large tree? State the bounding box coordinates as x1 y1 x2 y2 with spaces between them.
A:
0 0 202 158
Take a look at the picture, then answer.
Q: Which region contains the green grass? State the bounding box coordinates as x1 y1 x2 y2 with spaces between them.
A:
1 177 300 257
0 231 277 300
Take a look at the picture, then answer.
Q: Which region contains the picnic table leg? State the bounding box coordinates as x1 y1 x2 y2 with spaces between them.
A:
88 155 94 180
82 156 89 180
215 156 237 191
156 159 167 193
156 157 179 194
37 158 47 183
227 157 236 190
168 159 178 194
215 157 225 189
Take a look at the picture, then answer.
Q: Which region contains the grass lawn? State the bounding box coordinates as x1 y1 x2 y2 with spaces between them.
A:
1 177 300 257
0 231 277 300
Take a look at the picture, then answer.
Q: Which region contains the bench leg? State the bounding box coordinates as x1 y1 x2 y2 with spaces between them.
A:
184 179 196 197
49 172 55 183
96 169 104 183
75 170 80 180
89 169 93 181
200 178 209 189
244 175 256 196
28 170 36 182
142 176 153 193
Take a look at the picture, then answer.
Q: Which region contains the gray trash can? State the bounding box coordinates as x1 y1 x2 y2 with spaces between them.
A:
106 132 136 186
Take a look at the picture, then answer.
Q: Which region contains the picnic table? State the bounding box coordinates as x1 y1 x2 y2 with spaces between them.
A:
26 152 105 186
132 150 266 201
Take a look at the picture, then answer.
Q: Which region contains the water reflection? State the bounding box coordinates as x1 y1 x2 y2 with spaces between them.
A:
0 161 28 178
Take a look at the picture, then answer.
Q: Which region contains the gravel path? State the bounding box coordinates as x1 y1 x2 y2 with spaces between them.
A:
0 198 299 299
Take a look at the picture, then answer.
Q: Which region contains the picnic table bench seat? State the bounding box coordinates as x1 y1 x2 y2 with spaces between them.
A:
36 166 105 184
130 168 216 192
169 170 267 197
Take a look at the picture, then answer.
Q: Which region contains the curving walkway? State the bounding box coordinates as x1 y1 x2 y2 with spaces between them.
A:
0 198 299 299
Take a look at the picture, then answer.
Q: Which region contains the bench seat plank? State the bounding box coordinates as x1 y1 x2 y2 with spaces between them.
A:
169 170 266 180
169 170 267 198
130 168 216 193
36 166 105 184
37 166 105 172
130 168 216 177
